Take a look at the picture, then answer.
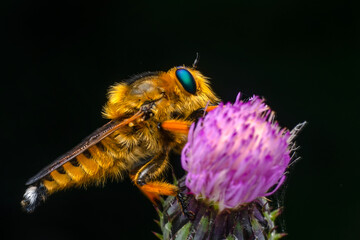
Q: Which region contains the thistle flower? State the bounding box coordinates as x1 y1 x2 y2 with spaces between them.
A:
156 94 306 240
181 94 292 211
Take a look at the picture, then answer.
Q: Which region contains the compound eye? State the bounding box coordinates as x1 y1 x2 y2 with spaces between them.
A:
175 68 197 94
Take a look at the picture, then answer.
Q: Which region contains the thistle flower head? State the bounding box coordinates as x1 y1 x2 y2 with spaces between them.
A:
181 94 293 211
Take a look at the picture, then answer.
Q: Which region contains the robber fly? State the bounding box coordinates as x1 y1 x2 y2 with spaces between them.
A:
21 59 219 213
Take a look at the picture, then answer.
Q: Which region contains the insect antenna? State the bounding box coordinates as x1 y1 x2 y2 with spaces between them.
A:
192 52 200 69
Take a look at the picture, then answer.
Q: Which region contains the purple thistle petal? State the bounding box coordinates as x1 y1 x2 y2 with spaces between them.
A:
181 94 298 211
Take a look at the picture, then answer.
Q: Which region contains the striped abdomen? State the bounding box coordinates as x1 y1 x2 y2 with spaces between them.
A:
42 139 127 193
21 137 131 212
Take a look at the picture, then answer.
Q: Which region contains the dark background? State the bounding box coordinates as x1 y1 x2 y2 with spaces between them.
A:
2 0 358 239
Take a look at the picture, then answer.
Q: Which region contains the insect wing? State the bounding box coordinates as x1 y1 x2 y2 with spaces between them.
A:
26 111 144 185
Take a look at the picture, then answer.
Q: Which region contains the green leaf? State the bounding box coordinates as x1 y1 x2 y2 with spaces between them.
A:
193 216 210 239
225 235 236 240
251 219 266 240
152 231 163 240
174 222 192 240
269 208 283 222
163 222 172 240
154 219 160 227
269 232 287 240
233 221 244 239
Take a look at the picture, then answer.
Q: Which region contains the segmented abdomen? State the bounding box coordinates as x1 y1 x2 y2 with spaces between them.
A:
41 138 128 194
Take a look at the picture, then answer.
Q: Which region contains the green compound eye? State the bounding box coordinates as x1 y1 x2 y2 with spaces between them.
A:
175 68 197 94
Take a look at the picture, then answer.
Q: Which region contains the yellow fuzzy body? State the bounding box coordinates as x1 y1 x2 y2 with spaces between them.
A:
29 66 219 199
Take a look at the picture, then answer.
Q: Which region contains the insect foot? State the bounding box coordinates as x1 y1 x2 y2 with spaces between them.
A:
177 192 195 220
140 101 156 120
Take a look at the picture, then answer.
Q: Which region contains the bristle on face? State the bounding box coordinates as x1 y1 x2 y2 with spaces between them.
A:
21 184 47 213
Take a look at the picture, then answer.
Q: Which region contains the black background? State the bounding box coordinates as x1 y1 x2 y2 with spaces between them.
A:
2 0 359 239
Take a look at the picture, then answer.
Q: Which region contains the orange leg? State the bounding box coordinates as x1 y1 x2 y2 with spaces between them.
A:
130 175 178 204
132 106 218 212
205 105 218 112
161 106 218 134
161 120 191 134
129 151 178 204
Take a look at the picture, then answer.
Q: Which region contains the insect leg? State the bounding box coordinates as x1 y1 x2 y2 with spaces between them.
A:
160 106 218 134
135 178 195 219
160 120 192 134
130 152 179 204
176 192 195 220
133 180 179 205
133 151 169 186
130 154 195 219
185 105 218 121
